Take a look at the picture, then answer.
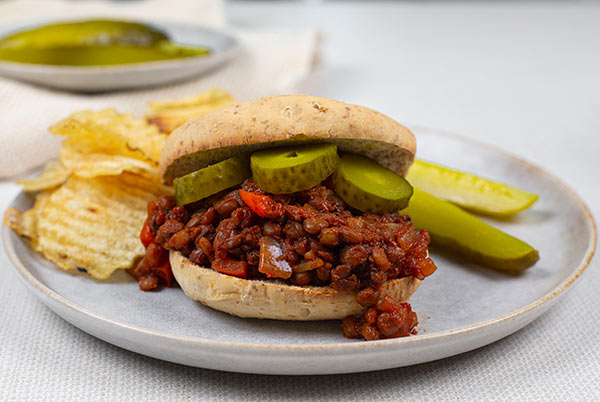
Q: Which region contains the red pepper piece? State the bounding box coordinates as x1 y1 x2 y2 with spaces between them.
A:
140 219 155 248
238 190 285 219
212 258 248 278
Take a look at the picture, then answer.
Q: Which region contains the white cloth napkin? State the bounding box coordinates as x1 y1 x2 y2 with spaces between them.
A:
0 0 318 178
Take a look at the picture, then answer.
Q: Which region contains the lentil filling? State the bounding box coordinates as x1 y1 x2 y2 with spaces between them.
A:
130 178 437 341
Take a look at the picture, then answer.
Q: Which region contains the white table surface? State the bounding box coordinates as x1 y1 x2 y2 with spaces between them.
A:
1 1 599 401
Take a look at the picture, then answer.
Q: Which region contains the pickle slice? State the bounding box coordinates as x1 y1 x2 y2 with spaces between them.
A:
406 160 539 217
174 155 250 206
403 188 539 273
333 154 413 214
251 144 340 194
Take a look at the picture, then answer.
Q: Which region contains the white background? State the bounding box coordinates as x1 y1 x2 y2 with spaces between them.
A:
1 2 599 400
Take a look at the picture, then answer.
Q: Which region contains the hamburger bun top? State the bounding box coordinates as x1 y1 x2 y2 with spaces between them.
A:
159 95 416 184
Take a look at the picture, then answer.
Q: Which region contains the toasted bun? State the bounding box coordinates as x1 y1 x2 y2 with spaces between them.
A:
159 95 416 184
170 251 422 321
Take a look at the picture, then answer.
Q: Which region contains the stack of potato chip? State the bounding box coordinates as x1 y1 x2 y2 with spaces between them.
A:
5 89 235 280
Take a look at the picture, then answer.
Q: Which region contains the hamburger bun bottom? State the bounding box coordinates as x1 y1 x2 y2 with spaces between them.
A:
170 251 422 321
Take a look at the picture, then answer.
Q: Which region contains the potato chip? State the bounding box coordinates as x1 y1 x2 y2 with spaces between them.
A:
36 173 164 279
4 191 52 250
146 88 235 133
16 160 70 192
147 88 235 114
7 102 178 281
50 109 167 163
59 140 160 180
4 209 20 233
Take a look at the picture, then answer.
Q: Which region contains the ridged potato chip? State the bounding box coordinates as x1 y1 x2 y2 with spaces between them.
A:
59 139 160 180
50 109 167 164
146 88 235 133
35 173 164 279
4 191 52 251
16 160 70 192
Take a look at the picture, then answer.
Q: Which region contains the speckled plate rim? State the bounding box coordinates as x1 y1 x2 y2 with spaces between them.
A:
2 129 596 353
0 21 239 73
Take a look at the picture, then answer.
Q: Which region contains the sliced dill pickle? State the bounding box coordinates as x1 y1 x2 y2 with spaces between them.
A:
333 154 413 214
406 160 539 217
174 155 250 206
403 188 539 273
251 144 340 194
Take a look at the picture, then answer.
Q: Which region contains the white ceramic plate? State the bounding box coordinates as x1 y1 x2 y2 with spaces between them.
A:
3 128 596 375
0 21 239 92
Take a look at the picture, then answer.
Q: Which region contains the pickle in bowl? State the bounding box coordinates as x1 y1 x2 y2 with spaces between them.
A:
0 19 210 66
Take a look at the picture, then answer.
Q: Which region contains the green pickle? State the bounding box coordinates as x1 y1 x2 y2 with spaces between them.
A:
406 160 539 217
403 188 539 273
251 143 340 194
0 20 209 66
174 155 250 206
0 20 168 49
333 153 413 214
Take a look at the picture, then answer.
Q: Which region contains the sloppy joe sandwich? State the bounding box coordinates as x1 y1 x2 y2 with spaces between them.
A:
130 95 437 341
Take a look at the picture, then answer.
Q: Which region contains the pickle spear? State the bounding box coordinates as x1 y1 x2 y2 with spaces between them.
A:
251 144 339 194
0 44 209 66
333 154 413 214
0 20 209 66
0 20 168 50
406 160 539 217
403 188 539 273
174 155 250 206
